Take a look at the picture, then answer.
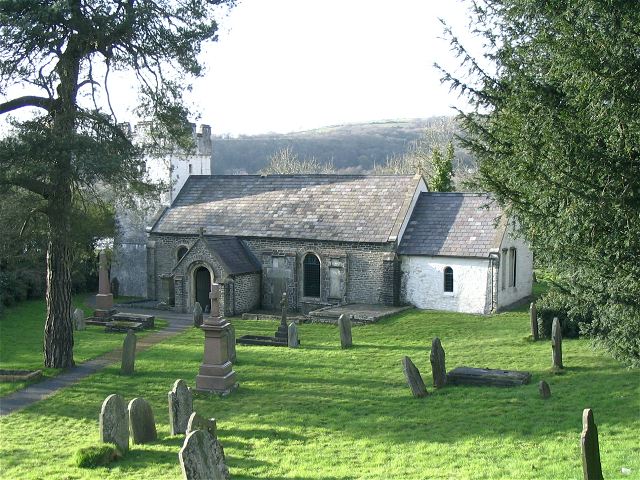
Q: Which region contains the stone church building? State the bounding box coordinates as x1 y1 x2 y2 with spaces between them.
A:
144 174 533 315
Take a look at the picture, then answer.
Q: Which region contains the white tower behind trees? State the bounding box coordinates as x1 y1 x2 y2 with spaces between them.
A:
111 123 213 297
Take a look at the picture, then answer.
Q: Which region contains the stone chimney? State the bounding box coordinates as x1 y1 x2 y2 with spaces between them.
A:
196 124 212 156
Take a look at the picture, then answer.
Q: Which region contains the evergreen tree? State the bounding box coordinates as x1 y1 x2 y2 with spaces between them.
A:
0 0 233 367
441 0 640 365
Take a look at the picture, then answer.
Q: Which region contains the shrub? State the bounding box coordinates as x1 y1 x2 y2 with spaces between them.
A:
537 289 593 339
74 444 122 468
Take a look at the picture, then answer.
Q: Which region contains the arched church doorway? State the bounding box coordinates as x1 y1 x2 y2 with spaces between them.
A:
194 266 211 310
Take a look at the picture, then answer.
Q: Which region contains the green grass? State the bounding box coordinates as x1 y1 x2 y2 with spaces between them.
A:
0 296 167 396
0 308 638 479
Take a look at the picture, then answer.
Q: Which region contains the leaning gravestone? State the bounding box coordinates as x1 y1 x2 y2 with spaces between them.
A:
338 314 352 349
121 330 137 375
179 430 229 480
227 323 236 363
288 322 299 348
193 302 203 328
128 397 157 444
402 356 428 398
530 302 539 340
186 412 217 438
429 337 446 388
169 379 193 435
539 380 551 399
552 317 563 370
581 408 604 480
99 394 129 452
73 307 86 331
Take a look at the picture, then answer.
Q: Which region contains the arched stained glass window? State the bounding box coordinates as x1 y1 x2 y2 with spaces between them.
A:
444 267 454 293
177 246 188 262
303 253 321 297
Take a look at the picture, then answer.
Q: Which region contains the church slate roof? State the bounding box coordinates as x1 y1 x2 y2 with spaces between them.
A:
152 175 422 243
171 235 261 276
205 236 261 275
398 193 505 258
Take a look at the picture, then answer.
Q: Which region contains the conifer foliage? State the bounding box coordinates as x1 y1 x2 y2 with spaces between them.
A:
0 0 234 367
442 1 640 365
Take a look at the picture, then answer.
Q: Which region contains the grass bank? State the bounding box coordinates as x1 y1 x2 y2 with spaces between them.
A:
0 308 637 479
0 296 166 396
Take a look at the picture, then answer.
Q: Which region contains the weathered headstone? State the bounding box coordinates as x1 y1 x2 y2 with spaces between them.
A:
539 380 551 399
179 430 229 480
193 302 203 328
121 330 137 375
186 412 217 438
288 322 299 348
227 323 236 363
128 397 157 444
530 302 539 340
73 307 86 331
337 314 353 349
429 337 446 388
552 317 563 370
169 379 194 435
99 394 129 452
581 408 604 480
402 356 428 398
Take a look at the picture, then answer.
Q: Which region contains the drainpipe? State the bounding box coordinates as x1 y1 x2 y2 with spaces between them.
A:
488 252 500 313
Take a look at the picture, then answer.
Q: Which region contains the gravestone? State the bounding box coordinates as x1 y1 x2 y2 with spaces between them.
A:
539 380 551 399
338 314 352 349
169 379 194 435
179 430 229 480
429 337 446 388
186 412 217 438
99 394 129 452
446 367 531 386
288 322 299 348
73 307 86 331
193 302 203 328
121 330 137 375
552 317 563 370
128 397 157 444
402 356 428 398
530 302 539 340
581 408 604 480
227 323 236 363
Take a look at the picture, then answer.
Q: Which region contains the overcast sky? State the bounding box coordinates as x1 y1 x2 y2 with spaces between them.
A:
109 0 481 135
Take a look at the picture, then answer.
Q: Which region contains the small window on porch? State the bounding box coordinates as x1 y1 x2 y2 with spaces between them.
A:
303 253 321 298
444 267 454 293
177 246 188 262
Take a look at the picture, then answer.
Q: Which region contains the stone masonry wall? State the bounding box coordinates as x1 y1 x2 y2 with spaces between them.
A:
244 237 397 311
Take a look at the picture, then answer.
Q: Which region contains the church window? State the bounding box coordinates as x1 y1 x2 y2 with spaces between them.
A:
444 267 454 293
303 253 321 297
510 248 517 287
177 246 188 262
501 248 508 290
188 164 193 174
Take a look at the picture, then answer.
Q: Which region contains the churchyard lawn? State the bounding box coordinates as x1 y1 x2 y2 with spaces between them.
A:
0 308 638 479
0 297 167 396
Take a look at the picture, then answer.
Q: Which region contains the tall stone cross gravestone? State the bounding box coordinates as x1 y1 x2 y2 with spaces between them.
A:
551 317 563 370
581 408 604 480
95 250 115 318
195 284 238 395
530 302 539 340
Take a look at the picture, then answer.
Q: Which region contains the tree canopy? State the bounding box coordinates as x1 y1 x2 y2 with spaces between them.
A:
0 0 233 367
442 0 640 365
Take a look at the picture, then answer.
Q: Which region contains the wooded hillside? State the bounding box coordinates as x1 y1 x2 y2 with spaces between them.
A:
212 116 474 174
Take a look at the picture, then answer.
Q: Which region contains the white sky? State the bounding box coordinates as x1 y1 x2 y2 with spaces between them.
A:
2 0 482 137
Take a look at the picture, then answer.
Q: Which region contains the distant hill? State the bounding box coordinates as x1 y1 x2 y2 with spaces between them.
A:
212 116 475 174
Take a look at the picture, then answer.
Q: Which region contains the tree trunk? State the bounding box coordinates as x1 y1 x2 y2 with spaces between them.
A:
43 184 75 368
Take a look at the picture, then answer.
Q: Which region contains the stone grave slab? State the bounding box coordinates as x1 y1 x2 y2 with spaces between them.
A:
99 394 129 452
446 367 531 387
402 356 428 398
106 321 144 333
128 397 157 444
186 412 217 438
169 379 194 435
112 312 155 329
430 337 446 388
179 430 229 480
